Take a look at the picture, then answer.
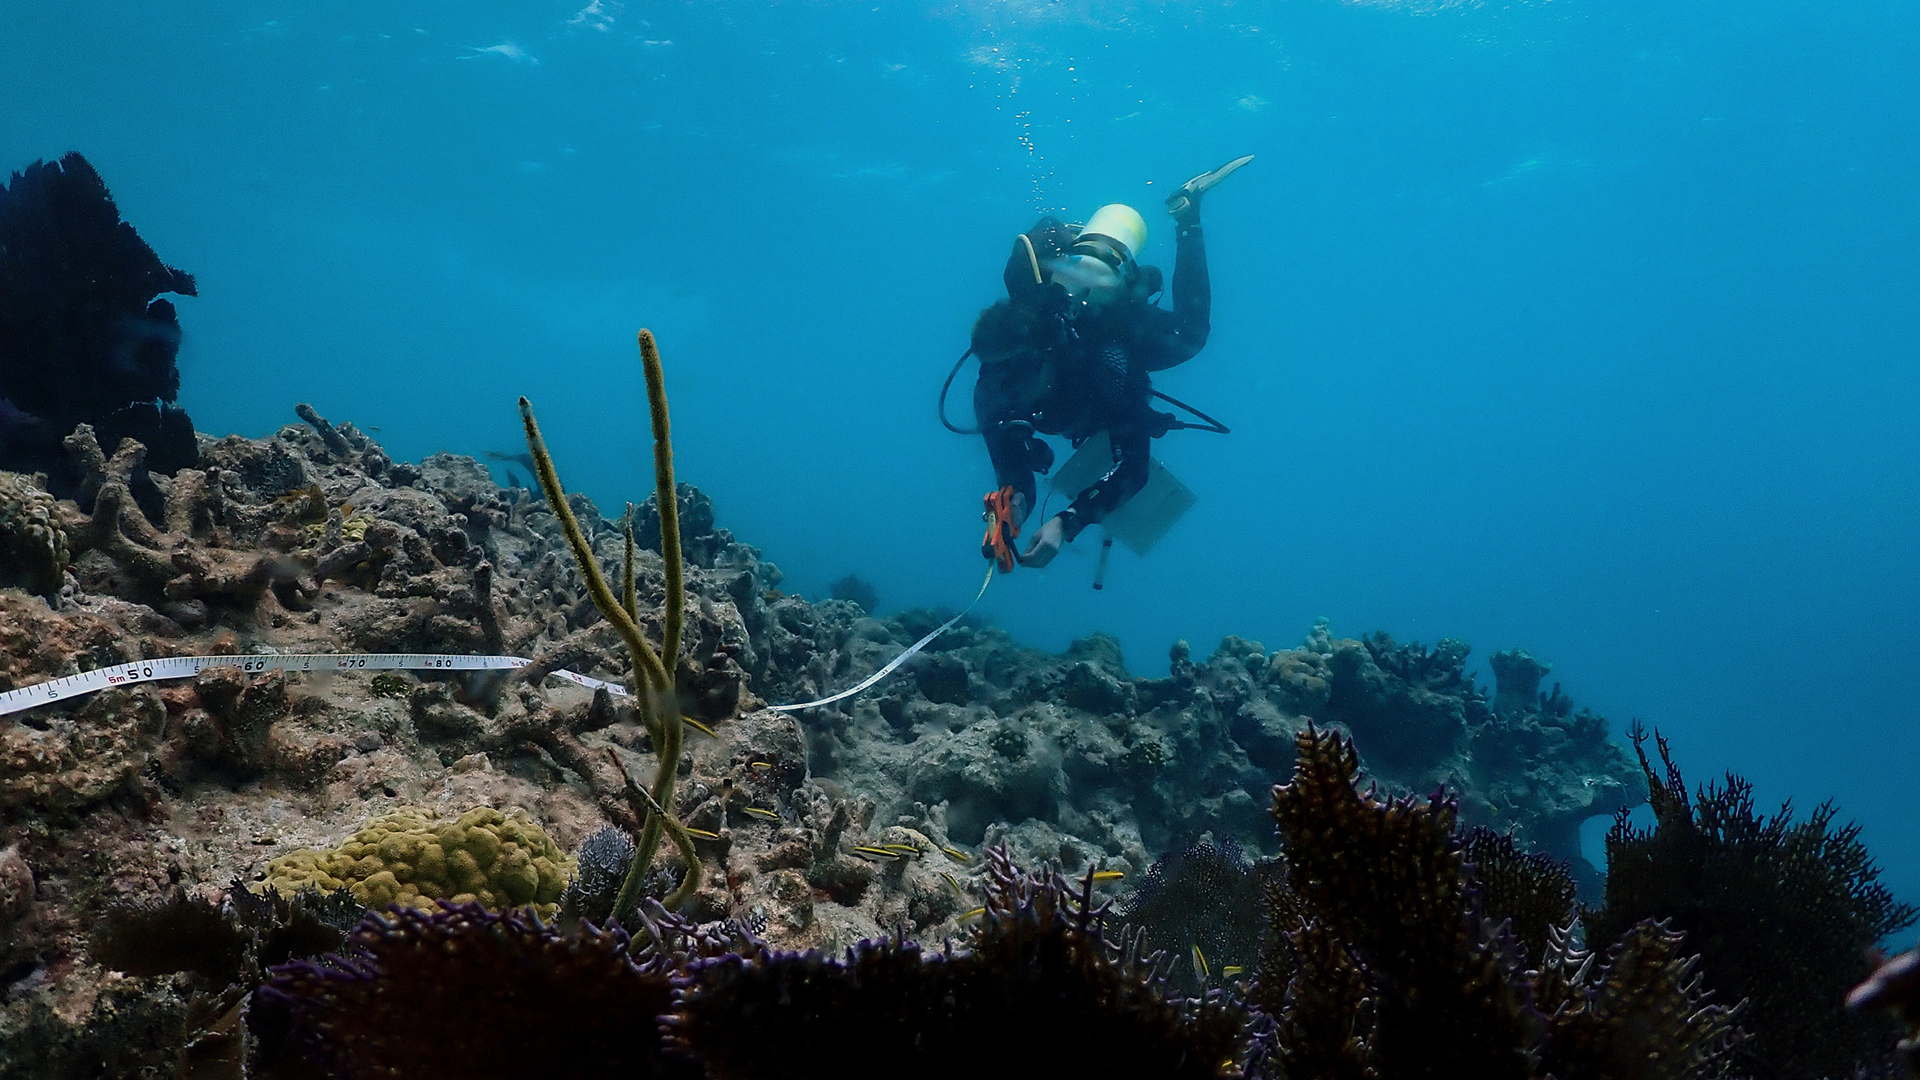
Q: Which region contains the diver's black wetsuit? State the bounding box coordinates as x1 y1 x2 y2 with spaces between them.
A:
971 215 1210 541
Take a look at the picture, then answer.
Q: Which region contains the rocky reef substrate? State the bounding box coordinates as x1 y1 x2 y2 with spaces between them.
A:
0 410 1644 1069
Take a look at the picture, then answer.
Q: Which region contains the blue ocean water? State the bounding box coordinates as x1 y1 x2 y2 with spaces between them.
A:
6 0 1916 929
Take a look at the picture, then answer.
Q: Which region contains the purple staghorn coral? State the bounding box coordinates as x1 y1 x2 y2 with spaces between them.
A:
258 901 715 1080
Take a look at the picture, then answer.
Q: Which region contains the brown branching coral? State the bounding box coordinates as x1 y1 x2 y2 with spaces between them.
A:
1462 826 1577 966
1116 836 1279 996
1272 725 1537 1080
1268 725 1740 1080
1532 919 1742 1080
1585 725 1918 1080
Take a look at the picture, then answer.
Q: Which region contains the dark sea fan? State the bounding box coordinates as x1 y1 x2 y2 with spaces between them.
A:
0 152 199 497
1584 724 1918 1080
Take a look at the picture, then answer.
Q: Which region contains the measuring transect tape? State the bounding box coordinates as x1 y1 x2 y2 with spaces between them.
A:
769 561 996 712
1 564 1000 719
0 652 630 719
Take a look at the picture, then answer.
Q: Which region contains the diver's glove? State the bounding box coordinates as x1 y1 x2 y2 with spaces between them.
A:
1166 154 1255 223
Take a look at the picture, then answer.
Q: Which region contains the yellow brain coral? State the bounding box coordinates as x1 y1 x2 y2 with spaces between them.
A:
257 806 575 913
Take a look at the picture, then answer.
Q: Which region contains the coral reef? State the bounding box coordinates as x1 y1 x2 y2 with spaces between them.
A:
0 153 199 500
828 572 879 613
764 611 1641 899
0 328 1878 1073
257 806 575 913
1584 725 1918 1080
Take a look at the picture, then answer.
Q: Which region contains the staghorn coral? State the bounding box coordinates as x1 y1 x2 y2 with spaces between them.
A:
1269 725 1740 1080
1116 836 1278 995
1461 826 1577 966
669 845 1260 1080
1272 725 1537 1080
1532 919 1742 1080
1584 725 1918 1080
255 806 575 914
259 900 712 1080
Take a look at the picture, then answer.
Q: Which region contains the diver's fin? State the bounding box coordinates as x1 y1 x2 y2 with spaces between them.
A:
1165 154 1254 219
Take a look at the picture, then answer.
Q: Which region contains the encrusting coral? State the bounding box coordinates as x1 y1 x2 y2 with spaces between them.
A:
1584 724 1918 1080
254 805 575 914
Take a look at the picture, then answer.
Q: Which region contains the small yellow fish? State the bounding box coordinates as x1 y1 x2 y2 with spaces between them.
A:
1221 966 1244 978
853 846 903 859
1192 944 1210 980
1090 870 1124 883
958 906 986 921
684 827 721 840
683 718 718 738
741 807 778 820
748 761 775 769
940 872 965 894
881 843 922 856
941 846 971 862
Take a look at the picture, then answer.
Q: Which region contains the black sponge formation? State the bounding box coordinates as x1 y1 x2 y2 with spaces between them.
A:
0 152 198 496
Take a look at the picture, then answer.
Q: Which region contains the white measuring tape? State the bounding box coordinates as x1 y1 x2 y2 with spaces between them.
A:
769 562 996 712
0 652 630 719
0 564 1001 719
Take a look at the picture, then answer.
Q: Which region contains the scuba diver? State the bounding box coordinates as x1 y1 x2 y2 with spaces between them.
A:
951 156 1250 570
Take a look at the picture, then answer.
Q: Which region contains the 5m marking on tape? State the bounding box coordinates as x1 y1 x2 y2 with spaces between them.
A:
0 653 632 718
